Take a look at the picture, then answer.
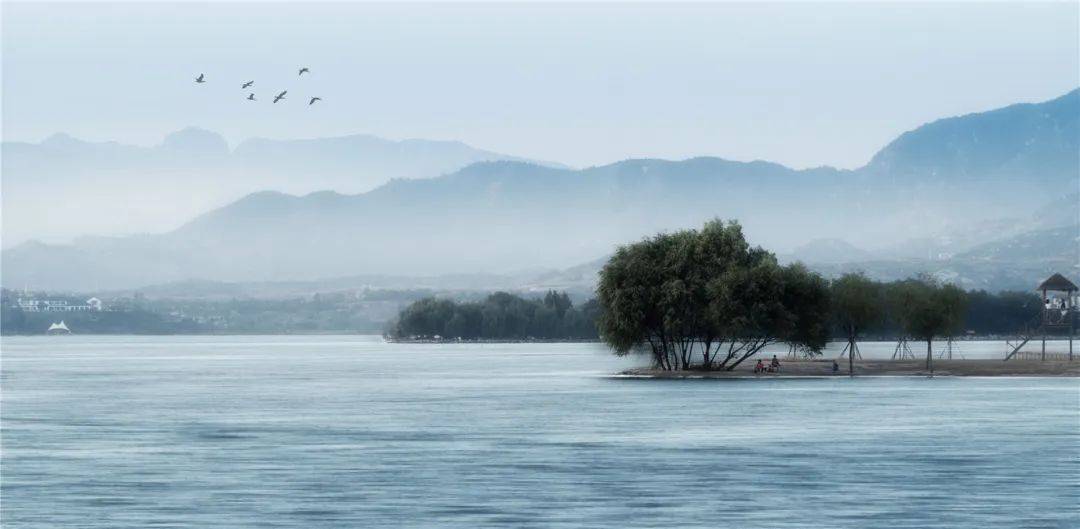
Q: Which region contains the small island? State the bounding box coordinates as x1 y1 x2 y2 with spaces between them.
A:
595 220 1077 378
621 358 1080 378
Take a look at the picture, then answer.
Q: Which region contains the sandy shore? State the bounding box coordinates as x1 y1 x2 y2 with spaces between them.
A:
620 359 1080 378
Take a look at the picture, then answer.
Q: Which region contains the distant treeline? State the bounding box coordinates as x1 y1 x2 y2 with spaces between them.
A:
832 282 1045 340
0 288 428 335
1 306 207 335
389 291 601 340
387 286 1045 343
0 281 1047 338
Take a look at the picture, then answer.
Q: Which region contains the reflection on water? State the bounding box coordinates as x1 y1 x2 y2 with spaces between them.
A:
2 336 1078 528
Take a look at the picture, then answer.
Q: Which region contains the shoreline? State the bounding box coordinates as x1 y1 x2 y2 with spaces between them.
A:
385 337 603 344
620 359 1080 378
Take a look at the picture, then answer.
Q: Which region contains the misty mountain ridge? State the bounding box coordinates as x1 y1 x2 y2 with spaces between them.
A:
5 126 559 173
1 128 561 246
3 89 1078 291
867 88 1078 184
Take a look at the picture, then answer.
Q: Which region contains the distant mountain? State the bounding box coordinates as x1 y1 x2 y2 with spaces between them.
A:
0 129 558 246
4 89 1078 291
160 127 231 158
957 225 1079 263
1 158 850 289
101 273 538 301
784 239 875 264
232 133 565 186
866 88 1079 186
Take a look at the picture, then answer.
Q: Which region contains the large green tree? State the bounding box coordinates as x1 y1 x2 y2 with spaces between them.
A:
597 219 830 371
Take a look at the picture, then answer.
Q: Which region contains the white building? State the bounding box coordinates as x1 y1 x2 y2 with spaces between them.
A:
16 297 104 312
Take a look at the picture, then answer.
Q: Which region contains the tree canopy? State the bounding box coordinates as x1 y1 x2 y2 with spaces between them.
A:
889 276 968 370
389 291 600 340
830 272 885 340
597 219 830 371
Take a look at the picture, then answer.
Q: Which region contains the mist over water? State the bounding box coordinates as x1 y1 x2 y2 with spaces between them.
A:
3 336 1077 528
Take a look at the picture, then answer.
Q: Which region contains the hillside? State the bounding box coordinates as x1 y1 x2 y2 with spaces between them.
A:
3 89 1078 291
0 129 555 246
866 88 1079 184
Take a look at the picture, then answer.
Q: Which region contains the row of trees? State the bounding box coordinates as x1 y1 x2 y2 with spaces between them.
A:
388 219 1042 372
831 273 966 373
389 291 600 340
597 219 1001 373
832 281 1042 340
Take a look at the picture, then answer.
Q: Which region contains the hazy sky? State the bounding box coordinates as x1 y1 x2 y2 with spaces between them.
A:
3 2 1078 169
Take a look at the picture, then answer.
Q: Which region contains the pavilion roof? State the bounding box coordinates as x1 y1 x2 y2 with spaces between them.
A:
1037 273 1079 292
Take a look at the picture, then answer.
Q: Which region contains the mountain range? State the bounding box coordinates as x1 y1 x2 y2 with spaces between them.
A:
1 129 559 246
3 89 1077 292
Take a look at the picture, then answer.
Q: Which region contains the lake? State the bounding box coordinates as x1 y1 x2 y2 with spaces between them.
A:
2 335 1078 528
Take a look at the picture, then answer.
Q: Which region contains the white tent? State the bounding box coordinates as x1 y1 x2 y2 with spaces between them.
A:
46 321 71 334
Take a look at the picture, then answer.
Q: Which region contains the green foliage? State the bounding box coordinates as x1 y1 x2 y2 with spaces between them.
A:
597 219 831 370
781 263 832 353
397 298 457 337
963 290 1041 334
885 276 969 370
830 272 885 339
595 221 1044 371
390 290 599 340
892 277 968 342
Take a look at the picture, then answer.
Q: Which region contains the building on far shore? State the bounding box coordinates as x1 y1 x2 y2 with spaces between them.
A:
15 295 104 312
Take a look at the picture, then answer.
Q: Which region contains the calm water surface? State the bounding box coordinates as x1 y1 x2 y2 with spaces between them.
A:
2 336 1078 528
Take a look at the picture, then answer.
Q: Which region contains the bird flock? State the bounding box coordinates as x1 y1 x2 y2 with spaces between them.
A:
194 68 322 106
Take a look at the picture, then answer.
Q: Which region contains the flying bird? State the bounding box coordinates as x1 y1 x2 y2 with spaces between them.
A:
308 97 321 105
298 67 310 76
247 93 256 101
273 90 287 103
242 80 254 89
195 73 205 83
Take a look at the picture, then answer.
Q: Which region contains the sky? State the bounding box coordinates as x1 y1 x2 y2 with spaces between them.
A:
2 1 1078 170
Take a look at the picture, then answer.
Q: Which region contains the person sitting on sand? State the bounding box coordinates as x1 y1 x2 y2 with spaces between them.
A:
770 355 781 372
754 359 765 374
832 360 839 373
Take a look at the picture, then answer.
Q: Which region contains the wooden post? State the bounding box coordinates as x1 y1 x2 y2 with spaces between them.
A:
1041 334 1046 361
1036 289 1045 326
849 337 855 377
927 339 933 374
1070 296 1075 362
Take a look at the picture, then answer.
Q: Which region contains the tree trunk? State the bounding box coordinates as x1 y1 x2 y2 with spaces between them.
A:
848 336 855 377
926 339 933 374
725 342 767 371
